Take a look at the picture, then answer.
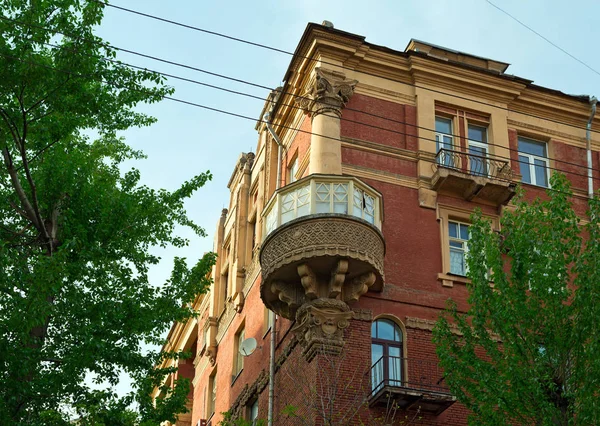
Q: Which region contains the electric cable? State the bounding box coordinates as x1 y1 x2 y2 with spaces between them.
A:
0 49 598 202
1 13 598 176
93 0 600 136
486 0 600 78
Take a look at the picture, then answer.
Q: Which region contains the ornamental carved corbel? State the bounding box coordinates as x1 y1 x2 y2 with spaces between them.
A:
344 271 376 303
271 281 305 318
292 298 353 362
295 68 358 118
298 263 318 300
206 346 217 366
328 259 348 298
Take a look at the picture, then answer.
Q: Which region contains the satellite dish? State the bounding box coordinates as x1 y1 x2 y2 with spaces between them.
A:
239 337 257 357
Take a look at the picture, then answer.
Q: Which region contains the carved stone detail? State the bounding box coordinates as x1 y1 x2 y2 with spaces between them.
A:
292 298 353 362
295 68 358 118
328 259 348 298
206 346 217 366
260 215 384 284
270 281 305 319
298 263 318 300
344 272 376 303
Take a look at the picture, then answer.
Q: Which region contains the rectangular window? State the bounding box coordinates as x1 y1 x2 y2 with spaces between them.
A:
207 373 217 419
467 124 488 176
248 399 259 424
435 117 453 167
518 137 549 187
288 158 298 183
448 220 470 276
233 328 245 380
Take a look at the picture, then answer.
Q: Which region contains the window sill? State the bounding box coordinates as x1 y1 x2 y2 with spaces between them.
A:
438 272 470 287
231 369 244 386
262 326 272 340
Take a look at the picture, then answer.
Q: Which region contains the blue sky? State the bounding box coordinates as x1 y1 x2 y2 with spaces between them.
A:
94 0 600 392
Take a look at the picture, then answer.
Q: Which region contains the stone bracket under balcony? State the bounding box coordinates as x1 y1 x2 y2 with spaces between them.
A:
432 149 517 206
260 214 385 318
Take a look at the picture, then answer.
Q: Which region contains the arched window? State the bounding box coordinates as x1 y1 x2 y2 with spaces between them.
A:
371 319 403 390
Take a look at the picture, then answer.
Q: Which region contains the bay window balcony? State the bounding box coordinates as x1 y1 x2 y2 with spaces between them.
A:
263 176 381 239
259 175 385 320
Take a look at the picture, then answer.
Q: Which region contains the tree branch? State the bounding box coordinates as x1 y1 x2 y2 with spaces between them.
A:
17 95 51 248
1 146 41 229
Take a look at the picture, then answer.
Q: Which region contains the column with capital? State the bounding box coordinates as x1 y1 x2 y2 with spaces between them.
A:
296 68 357 175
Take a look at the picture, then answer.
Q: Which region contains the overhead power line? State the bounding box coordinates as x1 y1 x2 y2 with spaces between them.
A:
486 0 600 78
0 14 597 177
94 0 600 136
2 50 600 194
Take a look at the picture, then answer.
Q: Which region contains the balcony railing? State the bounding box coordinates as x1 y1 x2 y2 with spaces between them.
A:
369 356 450 396
262 175 382 239
434 148 515 181
367 356 455 414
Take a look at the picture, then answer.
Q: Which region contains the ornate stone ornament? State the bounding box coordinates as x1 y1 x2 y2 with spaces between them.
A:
292 298 353 361
296 68 358 118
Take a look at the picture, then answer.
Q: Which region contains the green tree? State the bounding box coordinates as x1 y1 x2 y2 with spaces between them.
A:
433 174 600 426
0 0 215 424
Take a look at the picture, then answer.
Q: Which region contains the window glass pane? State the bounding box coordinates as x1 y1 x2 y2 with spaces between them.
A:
449 240 463 248
435 117 452 134
469 146 488 175
371 343 383 365
371 321 377 337
377 320 395 341
468 125 487 143
388 350 402 385
389 346 401 357
519 138 546 157
281 210 294 224
460 224 469 240
534 159 548 187
316 202 330 214
333 203 348 214
443 135 452 147
449 222 458 238
450 248 466 275
251 400 259 421
519 154 531 184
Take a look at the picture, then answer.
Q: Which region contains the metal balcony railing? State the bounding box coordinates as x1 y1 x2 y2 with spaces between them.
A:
368 356 451 397
262 175 383 240
434 148 515 181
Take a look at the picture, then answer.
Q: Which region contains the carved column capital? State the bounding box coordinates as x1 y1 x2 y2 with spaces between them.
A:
292 298 353 362
295 68 358 118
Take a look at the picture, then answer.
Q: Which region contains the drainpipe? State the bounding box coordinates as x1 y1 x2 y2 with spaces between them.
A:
263 90 283 426
587 96 597 199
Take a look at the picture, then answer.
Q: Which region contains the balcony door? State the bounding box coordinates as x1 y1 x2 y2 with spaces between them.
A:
371 319 403 392
467 124 488 176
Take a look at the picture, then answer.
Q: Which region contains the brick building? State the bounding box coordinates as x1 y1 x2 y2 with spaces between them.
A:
153 22 599 426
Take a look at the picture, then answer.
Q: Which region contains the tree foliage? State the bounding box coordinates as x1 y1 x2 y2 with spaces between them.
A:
0 0 215 423
433 174 600 426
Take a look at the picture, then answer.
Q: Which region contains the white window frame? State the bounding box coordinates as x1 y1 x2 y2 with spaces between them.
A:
435 116 454 166
448 220 470 276
467 123 489 176
249 399 259 424
288 157 298 183
518 137 550 188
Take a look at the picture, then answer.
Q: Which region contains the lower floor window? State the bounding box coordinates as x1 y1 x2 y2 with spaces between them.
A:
449 220 470 276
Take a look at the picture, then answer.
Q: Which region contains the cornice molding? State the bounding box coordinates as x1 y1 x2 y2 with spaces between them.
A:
354 83 415 105
341 137 419 162
342 164 419 189
507 118 589 147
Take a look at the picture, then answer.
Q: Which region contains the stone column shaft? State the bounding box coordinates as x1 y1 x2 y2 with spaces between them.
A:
296 68 357 175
